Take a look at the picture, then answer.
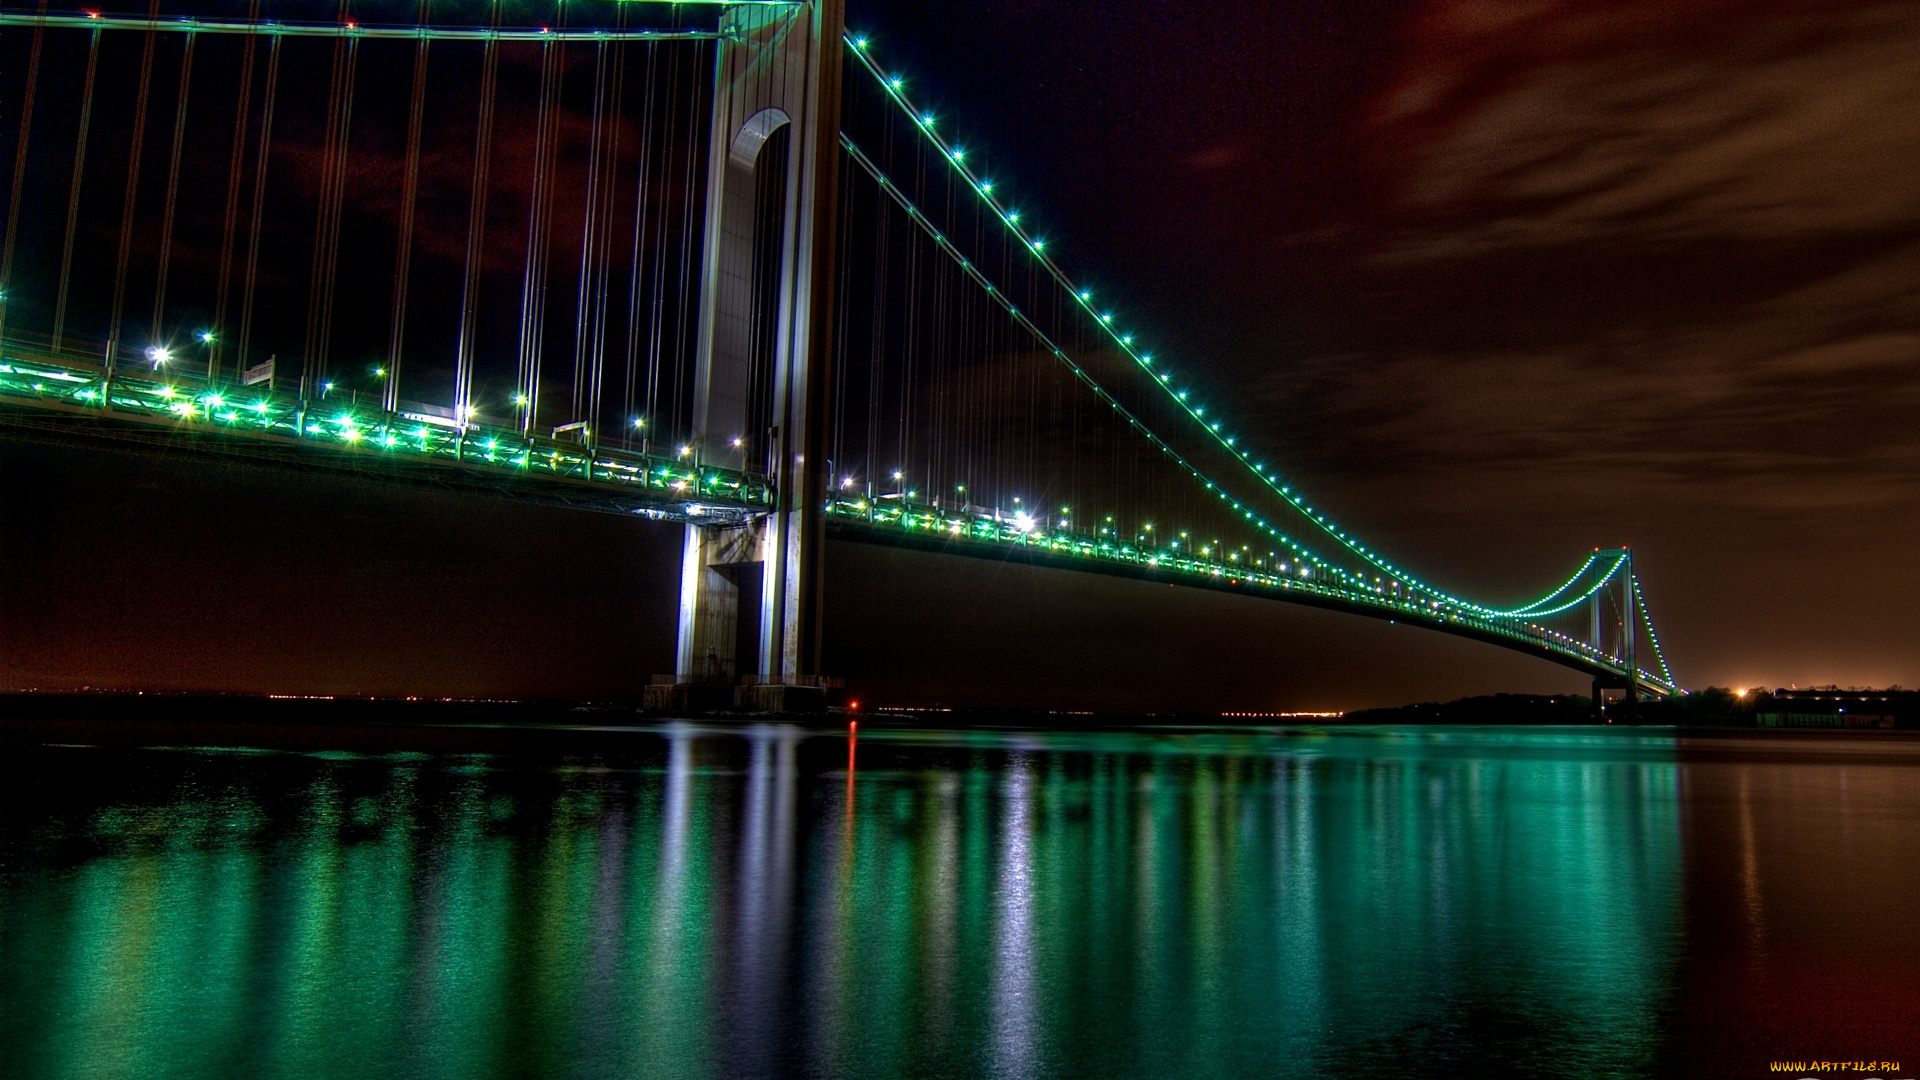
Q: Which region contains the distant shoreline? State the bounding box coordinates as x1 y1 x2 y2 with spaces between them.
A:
2 691 1916 756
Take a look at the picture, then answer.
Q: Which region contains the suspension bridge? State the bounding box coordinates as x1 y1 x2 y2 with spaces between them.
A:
0 0 1680 708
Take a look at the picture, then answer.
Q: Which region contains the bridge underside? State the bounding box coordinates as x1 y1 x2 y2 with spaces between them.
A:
825 514 1675 699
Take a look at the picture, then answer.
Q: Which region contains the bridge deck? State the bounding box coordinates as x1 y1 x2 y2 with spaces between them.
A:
0 344 770 523
824 500 1677 697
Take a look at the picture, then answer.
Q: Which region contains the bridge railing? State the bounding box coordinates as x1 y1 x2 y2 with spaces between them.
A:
0 338 773 511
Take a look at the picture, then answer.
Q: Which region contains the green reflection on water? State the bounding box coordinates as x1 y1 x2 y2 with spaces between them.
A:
0 726 1680 1080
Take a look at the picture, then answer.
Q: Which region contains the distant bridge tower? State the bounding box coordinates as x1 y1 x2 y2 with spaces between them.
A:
672 0 844 709
1589 547 1640 714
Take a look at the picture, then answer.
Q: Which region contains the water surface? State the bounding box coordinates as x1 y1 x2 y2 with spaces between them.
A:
2 723 1916 1079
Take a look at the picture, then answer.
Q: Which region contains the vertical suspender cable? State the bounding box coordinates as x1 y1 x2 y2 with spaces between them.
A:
107 0 164 367
829 139 855 494
895 145 919 482
668 45 700 441
454 33 501 426
865 128 890 497
515 38 562 433
622 42 659 441
513 45 547 426
0 0 47 344
595 40 626 436
237 34 280 372
644 45 681 435
51 27 99 353
211 0 262 377
303 13 359 392
925 187 945 489
571 40 611 428
586 32 627 445
303 31 346 389
386 12 430 411
151 28 196 345
315 35 359 386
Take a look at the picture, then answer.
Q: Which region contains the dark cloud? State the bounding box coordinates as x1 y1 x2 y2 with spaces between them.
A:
1369 0 1920 252
1240 0 1920 689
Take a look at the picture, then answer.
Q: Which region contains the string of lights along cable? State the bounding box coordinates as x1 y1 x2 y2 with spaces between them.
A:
0 0 1678 695
826 31 1675 692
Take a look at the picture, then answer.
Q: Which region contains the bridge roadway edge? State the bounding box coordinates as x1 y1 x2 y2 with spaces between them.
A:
0 400 729 522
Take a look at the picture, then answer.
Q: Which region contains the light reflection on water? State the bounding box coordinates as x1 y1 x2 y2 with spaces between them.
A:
2 723 1907 1079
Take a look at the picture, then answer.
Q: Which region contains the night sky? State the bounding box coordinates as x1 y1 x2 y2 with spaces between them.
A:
830 0 1920 698
4 0 1917 708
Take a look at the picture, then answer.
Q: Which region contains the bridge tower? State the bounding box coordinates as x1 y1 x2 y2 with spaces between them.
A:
670 0 845 710
1589 547 1640 715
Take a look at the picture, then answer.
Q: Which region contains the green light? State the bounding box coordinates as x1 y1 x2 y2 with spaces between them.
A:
843 44 1685 645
